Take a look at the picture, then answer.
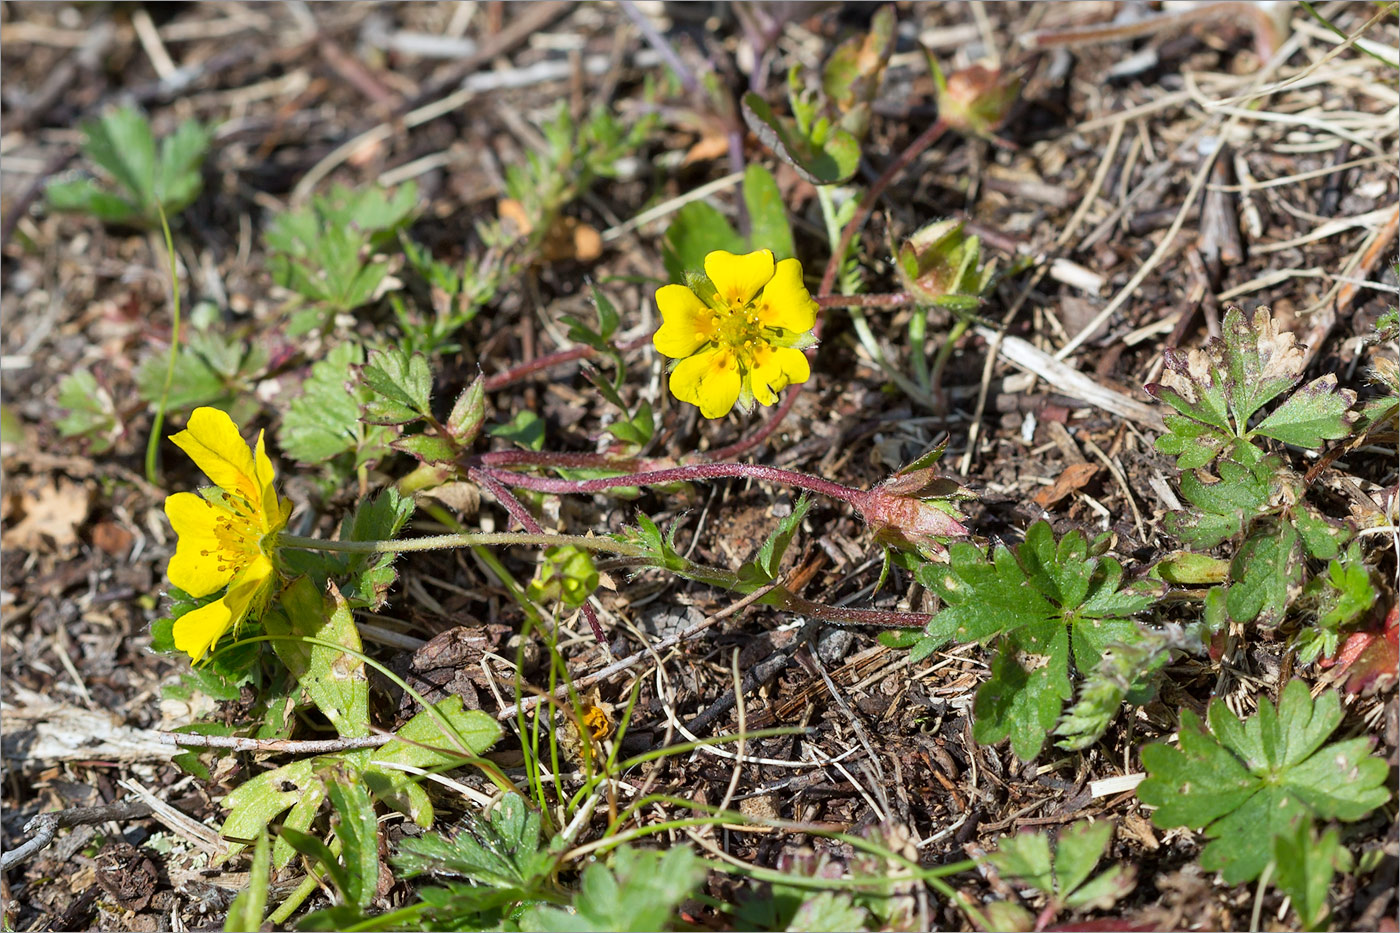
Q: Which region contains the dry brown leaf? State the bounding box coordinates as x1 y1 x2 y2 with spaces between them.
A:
4 477 93 554
1033 462 1100 509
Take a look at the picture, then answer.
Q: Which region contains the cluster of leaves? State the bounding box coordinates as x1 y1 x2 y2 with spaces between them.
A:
884 521 1161 760
1147 307 1379 644
981 821 1135 932
46 106 211 228
265 183 419 333
741 5 894 186
1139 681 1388 927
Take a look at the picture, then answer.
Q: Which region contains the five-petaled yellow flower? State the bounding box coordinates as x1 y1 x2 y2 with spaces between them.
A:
164 407 291 663
653 249 818 418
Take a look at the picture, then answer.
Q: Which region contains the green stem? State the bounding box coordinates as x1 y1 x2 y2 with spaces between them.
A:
929 314 971 397
145 203 181 484
267 870 320 926
277 531 646 558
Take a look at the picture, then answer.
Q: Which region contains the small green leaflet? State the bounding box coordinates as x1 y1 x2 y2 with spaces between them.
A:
987 820 1135 914
518 845 705 933
1272 820 1352 933
281 343 395 466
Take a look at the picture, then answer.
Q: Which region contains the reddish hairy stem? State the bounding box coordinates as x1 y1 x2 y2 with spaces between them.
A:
482 333 651 392
476 449 662 471
781 592 929 629
814 292 914 309
470 466 608 645
483 462 869 510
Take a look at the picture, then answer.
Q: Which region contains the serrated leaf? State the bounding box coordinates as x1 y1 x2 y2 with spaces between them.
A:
519 845 705 933
1225 520 1302 625
741 93 861 186
1146 307 1354 467
361 348 434 425
220 758 322 867
742 163 795 262
281 343 394 465
737 495 813 587
325 765 380 909
1164 452 1278 549
55 369 120 453
264 578 369 739
78 107 156 211
394 794 551 893
279 488 415 610
1254 374 1358 447
973 621 1071 760
1138 680 1390 883
785 892 869 932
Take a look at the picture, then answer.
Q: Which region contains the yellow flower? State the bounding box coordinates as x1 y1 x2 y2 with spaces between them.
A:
653 249 818 418
164 407 291 663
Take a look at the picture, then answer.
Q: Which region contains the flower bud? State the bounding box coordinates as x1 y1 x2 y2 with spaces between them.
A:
895 218 994 309
930 57 1020 139
859 467 973 558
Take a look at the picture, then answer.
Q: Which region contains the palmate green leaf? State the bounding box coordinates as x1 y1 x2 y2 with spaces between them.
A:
785 893 870 932
1273 820 1351 932
55 369 120 453
988 821 1134 913
395 794 552 894
281 343 394 465
1145 307 1357 467
913 522 1158 759
519 845 705 933
1164 448 1278 550
1138 680 1390 883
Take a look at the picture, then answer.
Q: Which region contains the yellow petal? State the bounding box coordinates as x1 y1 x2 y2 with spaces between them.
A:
704 249 774 307
670 347 742 419
755 258 818 333
750 346 810 407
252 430 287 532
173 561 271 663
165 492 236 597
170 408 261 505
653 284 716 359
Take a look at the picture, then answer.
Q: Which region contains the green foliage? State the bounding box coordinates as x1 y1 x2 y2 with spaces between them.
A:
905 521 1160 760
740 8 895 186
528 546 600 610
737 495 814 588
616 514 687 573
397 794 556 902
894 218 996 311
281 488 416 610
519 845 706 932
1273 819 1353 932
986 821 1135 921
360 347 435 426
135 303 267 422
489 410 546 451
395 236 504 356
1296 544 1379 664
1145 306 1358 469
55 369 121 453
265 183 417 331
661 164 795 283
265 578 369 739
1138 680 1390 883
46 106 210 227
224 830 271 933
281 343 396 469
1055 628 1179 751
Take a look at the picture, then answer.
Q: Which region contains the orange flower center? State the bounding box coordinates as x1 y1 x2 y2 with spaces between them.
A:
199 496 265 575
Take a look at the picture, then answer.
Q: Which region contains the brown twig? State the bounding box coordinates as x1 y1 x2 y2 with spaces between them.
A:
0 800 154 872
155 731 392 754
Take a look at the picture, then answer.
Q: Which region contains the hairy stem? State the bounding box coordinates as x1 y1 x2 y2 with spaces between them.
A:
278 531 647 558
481 461 870 510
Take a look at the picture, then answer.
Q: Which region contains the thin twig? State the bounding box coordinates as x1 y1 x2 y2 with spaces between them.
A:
0 800 154 872
154 731 393 753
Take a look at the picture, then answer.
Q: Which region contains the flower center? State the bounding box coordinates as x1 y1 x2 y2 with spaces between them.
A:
200 496 266 574
710 301 764 356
